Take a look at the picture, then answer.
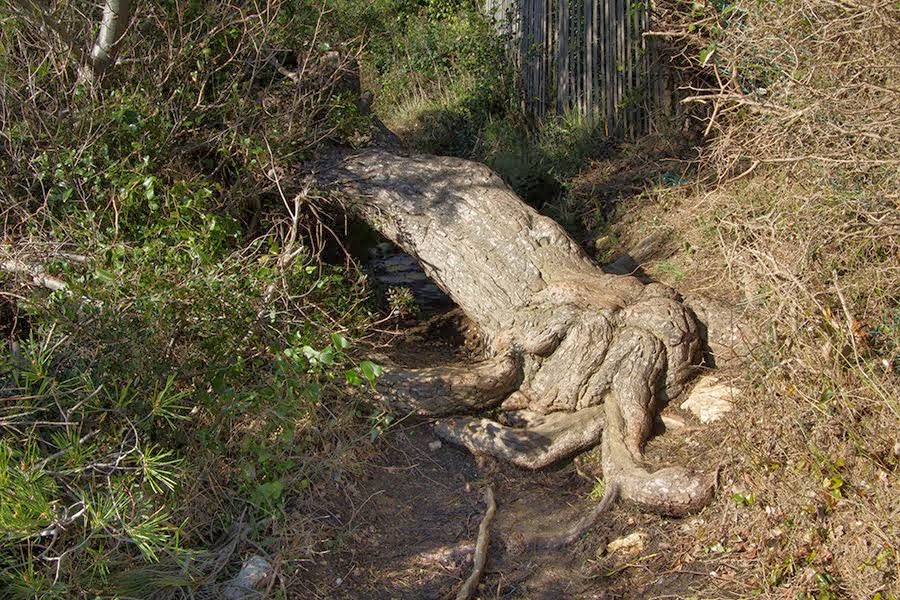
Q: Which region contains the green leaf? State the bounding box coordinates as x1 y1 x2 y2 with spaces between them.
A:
345 369 362 386
331 333 350 350
94 268 117 284
359 360 383 383
699 44 716 65
318 347 335 365
257 480 283 500
730 491 755 506
709 542 727 553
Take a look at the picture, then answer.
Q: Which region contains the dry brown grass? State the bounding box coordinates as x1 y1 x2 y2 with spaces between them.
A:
598 150 898 598
652 0 899 174
562 1 900 595
692 172 896 598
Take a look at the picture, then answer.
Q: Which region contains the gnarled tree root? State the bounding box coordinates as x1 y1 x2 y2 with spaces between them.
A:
434 405 606 470
315 148 718 537
374 351 520 416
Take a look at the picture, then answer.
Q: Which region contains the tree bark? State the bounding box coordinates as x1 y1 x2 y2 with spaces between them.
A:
84 0 133 81
316 149 715 517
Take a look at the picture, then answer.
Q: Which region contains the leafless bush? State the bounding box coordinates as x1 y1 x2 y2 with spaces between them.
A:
651 0 899 177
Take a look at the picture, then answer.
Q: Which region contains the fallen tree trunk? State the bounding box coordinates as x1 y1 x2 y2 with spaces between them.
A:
316 149 716 517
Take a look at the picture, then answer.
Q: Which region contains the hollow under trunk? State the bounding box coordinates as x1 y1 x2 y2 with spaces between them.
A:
316 149 716 518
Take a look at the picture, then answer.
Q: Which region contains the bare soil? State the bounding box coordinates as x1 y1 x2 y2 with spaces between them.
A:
293 309 737 600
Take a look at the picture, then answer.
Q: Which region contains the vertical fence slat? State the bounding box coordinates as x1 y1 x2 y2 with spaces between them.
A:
549 1 555 115
537 0 543 116
570 0 576 118
547 0 553 115
592 0 598 126
609 0 615 132
485 0 654 137
555 0 563 113
526 0 534 114
572 0 579 120
597 0 609 131
537 0 543 117
581 0 594 124
618 0 625 135
578 0 591 120
528 0 544 110
562 0 569 112
634 0 642 137
642 0 650 134
625 0 633 137
633 0 640 137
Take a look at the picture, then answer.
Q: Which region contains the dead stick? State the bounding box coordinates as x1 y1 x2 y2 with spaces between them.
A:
2 259 68 292
456 486 496 600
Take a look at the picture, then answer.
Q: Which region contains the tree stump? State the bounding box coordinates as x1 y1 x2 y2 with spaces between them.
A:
317 149 716 517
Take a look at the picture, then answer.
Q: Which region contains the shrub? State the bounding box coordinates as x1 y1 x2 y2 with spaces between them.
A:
0 1 381 595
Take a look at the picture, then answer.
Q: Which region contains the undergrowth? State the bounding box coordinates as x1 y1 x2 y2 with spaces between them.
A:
0 1 386 596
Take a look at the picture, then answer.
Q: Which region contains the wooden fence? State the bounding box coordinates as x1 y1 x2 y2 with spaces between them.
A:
484 0 661 138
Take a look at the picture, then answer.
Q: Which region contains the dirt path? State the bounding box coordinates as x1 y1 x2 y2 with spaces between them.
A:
294 310 734 599
296 417 733 599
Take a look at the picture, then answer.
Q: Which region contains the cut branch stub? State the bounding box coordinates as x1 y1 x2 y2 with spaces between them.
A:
317 149 715 517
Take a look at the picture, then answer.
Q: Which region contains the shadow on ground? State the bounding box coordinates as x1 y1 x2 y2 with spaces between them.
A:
293 310 730 600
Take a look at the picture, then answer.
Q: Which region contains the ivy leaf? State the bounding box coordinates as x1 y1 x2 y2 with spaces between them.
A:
257 480 283 500
359 360 383 383
318 347 335 365
331 333 350 350
345 369 362 386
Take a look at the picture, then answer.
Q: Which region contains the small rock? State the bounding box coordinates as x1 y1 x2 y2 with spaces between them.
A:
428 440 442 451
223 555 272 600
661 414 687 431
680 375 741 423
603 531 648 556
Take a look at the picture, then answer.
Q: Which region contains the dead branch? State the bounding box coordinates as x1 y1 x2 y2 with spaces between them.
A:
1 258 67 292
538 481 619 549
86 0 134 80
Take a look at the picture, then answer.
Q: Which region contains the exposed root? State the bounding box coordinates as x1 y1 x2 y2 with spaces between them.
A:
434 405 606 469
456 486 496 600
375 350 520 416
537 389 715 548
538 481 620 549
602 391 716 516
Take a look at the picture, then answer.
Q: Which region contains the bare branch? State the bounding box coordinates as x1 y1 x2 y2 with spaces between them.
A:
1 258 67 292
